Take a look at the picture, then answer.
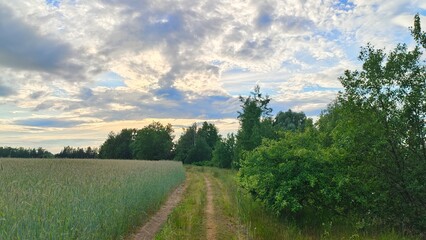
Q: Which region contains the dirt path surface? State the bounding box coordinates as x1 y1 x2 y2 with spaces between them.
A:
204 176 217 240
132 180 187 240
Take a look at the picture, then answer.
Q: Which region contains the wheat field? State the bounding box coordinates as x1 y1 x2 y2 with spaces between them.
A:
0 158 185 239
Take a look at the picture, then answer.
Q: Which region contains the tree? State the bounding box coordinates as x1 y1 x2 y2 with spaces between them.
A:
274 109 312 132
335 14 426 231
174 122 220 164
238 15 425 234
0 146 53 158
186 137 212 164
235 85 273 167
131 122 174 160
99 129 136 159
174 124 197 163
85 147 98 159
212 134 236 168
197 122 220 150
55 146 98 158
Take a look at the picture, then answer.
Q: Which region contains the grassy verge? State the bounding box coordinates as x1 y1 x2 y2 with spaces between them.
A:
207 167 310 240
214 167 418 240
155 166 206 240
156 166 418 240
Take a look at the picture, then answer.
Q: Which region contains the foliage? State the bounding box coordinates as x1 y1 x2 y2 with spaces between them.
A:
335 16 426 231
159 166 411 239
197 121 220 149
238 14 426 234
411 13 426 49
156 166 206 240
234 85 275 168
55 146 98 159
174 122 219 164
186 137 212 164
236 85 273 151
0 158 185 239
212 134 236 169
131 122 174 160
0 146 53 158
175 124 197 163
239 129 345 218
274 109 313 132
99 128 136 159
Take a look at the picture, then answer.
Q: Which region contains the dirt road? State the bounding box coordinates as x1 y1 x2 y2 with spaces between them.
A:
132 181 187 240
204 176 217 240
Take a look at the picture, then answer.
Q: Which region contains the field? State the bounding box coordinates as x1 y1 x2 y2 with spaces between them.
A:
0 160 418 239
0 158 185 239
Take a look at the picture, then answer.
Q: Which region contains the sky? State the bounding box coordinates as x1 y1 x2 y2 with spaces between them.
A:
0 0 425 153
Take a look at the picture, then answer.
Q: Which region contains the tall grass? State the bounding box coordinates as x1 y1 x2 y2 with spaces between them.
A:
214 168 418 240
142 165 418 239
156 166 206 240
0 158 185 239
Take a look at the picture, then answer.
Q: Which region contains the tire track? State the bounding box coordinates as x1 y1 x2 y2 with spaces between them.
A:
204 176 216 240
132 180 187 240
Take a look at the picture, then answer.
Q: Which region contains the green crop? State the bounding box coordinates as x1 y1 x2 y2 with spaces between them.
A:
0 158 185 239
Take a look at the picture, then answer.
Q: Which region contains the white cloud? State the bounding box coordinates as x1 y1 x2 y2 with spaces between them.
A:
0 0 424 150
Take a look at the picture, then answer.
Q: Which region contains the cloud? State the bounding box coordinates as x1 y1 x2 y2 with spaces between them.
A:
78 88 236 121
0 4 84 77
79 88 94 100
29 91 46 100
46 0 61 8
277 15 315 35
0 81 15 97
0 0 424 151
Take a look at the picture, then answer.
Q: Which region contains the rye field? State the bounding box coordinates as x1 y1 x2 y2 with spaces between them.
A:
0 158 185 239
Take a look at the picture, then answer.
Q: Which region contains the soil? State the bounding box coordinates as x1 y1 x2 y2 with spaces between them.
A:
131 180 187 240
204 176 217 240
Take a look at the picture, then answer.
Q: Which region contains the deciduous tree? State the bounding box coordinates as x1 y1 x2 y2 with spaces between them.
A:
132 122 174 160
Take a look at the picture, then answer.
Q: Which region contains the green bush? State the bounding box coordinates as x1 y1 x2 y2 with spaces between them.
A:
239 129 345 221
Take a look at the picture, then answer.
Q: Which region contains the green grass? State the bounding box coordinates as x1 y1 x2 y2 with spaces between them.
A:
156 166 419 240
0 158 185 239
207 167 311 240
155 166 206 240
218 167 417 240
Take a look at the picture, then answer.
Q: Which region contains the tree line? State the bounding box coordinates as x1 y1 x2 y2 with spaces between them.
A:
94 101 310 168
0 146 100 159
0 146 53 158
55 146 98 159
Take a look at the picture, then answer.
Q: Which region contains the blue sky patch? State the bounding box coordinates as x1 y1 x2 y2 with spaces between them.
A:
210 60 224 67
14 118 85 128
222 67 248 74
46 0 61 7
155 87 183 101
257 13 273 28
96 71 126 88
318 29 342 41
302 85 342 93
334 0 355 12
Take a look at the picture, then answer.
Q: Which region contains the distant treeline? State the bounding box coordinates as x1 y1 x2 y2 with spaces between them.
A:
0 146 98 159
0 147 53 158
55 146 98 159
